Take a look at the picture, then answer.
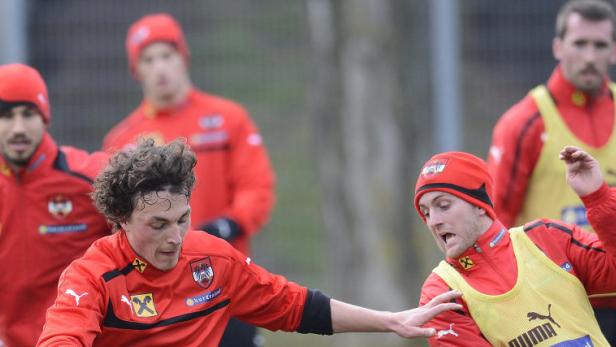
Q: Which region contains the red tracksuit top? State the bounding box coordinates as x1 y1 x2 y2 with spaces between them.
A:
102 89 275 255
0 133 110 347
36 230 311 347
419 183 616 346
488 66 615 228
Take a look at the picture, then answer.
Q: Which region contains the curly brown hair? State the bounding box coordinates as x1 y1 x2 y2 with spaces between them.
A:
93 138 196 228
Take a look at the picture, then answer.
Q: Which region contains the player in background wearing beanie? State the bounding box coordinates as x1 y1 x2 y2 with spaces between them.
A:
415 148 616 346
102 15 274 346
0 64 111 347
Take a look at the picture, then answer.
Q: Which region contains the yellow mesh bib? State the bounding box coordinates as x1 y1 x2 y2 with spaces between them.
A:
515 84 616 231
433 227 608 346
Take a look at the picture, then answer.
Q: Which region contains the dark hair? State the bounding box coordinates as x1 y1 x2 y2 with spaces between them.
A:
93 138 196 228
556 0 616 40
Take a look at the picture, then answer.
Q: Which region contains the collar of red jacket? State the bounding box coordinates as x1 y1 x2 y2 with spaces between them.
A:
548 65 610 108
0 132 58 180
446 220 509 273
141 88 198 118
118 229 188 277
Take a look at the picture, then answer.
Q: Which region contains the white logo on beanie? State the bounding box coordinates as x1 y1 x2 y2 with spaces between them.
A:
421 159 448 178
130 26 150 46
37 93 46 105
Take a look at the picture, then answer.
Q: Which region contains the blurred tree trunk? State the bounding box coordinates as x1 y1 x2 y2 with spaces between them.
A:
307 0 425 345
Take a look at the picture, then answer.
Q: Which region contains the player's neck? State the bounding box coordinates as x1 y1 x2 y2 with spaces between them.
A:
146 82 192 110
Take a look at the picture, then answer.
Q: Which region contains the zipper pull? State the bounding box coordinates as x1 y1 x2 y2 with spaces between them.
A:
473 243 482 253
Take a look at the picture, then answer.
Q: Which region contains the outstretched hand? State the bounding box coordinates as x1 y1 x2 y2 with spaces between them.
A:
559 146 603 197
389 290 462 338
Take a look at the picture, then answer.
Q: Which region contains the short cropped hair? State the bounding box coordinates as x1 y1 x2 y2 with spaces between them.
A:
556 0 616 40
93 138 196 228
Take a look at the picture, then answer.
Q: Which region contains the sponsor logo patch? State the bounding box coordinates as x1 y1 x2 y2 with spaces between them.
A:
190 131 228 146
132 258 147 273
198 115 224 129
131 293 157 318
560 205 588 227
48 194 73 219
185 288 222 307
247 133 262 146
65 289 88 306
190 257 215 289
458 256 474 270
437 323 458 339
509 304 561 346
551 335 594 347
561 261 573 272
0 164 11 176
39 223 87 234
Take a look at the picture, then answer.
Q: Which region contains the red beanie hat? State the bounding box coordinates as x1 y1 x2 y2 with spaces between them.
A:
126 13 190 77
414 151 496 221
0 64 50 123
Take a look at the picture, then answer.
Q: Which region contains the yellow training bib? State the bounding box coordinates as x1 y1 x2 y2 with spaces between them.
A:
433 227 608 346
516 84 616 231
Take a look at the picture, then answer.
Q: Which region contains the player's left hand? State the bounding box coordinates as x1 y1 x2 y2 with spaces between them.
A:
390 290 463 338
560 146 604 197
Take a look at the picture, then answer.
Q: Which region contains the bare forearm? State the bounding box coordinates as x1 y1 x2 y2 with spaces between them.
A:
331 299 393 333
329 291 462 338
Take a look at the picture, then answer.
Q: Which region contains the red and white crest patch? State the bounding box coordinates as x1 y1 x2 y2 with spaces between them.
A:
48 194 73 219
190 257 214 289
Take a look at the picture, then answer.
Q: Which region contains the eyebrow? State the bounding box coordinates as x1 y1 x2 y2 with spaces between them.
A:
150 210 190 223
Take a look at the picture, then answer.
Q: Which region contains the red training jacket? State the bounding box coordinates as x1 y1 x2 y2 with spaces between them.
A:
487 66 615 228
37 230 309 347
0 133 111 347
419 183 616 346
102 89 275 255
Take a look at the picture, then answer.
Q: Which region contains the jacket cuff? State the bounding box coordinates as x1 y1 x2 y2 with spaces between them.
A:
296 289 333 335
582 182 610 209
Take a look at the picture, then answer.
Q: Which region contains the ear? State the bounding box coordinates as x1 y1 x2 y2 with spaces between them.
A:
553 37 562 61
475 206 487 217
610 43 616 64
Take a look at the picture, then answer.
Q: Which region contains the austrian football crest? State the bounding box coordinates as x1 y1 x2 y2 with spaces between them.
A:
190 257 214 289
48 194 73 219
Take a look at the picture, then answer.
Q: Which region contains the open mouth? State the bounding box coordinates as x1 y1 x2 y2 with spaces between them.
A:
441 233 455 244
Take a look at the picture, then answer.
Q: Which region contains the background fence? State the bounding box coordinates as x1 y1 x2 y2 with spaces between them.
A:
2 0 599 346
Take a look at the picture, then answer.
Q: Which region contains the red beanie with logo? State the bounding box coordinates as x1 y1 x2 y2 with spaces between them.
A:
414 151 496 221
0 63 50 123
126 13 190 77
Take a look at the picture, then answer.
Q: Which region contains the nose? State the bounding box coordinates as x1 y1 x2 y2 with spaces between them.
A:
166 224 182 245
10 114 27 133
426 209 443 230
582 46 599 64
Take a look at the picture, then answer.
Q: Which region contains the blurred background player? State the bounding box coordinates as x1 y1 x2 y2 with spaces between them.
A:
101 13 275 347
487 0 616 340
0 63 110 347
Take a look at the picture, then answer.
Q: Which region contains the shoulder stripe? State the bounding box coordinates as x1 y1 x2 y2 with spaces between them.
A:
102 299 231 330
502 111 541 210
53 150 94 184
524 220 605 253
102 263 135 282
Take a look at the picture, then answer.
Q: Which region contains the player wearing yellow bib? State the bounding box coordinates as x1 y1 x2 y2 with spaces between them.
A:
415 146 616 346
